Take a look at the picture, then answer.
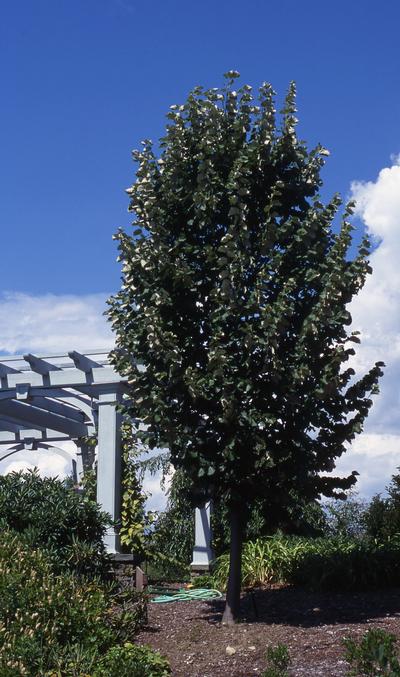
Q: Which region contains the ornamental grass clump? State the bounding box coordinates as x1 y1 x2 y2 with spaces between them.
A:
213 537 295 590
213 534 400 592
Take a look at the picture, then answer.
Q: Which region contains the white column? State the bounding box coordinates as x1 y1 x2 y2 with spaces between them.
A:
96 387 122 553
191 501 214 571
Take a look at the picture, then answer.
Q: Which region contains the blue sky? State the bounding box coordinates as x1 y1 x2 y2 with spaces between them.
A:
1 0 399 294
1 0 400 501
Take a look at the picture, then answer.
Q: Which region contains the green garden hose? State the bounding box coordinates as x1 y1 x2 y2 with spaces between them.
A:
149 587 223 603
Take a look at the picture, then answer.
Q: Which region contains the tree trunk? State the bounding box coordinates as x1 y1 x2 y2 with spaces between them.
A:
222 506 244 624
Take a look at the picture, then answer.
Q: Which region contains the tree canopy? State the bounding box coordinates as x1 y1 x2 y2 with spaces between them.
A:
108 72 383 621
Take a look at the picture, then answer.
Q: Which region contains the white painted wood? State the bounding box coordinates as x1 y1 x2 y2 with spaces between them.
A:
68 351 102 372
23 354 61 374
0 399 90 438
0 428 71 444
96 388 123 553
191 502 214 571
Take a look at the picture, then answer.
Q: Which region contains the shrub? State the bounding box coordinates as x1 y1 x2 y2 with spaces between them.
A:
145 557 191 584
108 588 149 640
344 628 400 676
289 538 400 591
0 469 110 577
94 643 171 676
0 530 113 675
363 469 400 543
0 529 161 676
213 534 400 592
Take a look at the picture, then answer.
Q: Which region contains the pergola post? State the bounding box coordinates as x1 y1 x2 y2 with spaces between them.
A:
96 387 123 553
191 501 214 572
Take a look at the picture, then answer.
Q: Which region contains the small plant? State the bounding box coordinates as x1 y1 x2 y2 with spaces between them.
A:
262 644 291 677
94 642 171 676
344 628 400 676
190 573 215 589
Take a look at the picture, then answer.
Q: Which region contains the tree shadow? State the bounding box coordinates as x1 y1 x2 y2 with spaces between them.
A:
200 586 400 628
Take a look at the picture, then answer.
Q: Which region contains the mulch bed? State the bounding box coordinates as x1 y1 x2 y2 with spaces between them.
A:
135 586 400 676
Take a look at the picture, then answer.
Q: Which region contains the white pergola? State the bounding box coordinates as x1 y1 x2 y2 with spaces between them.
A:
0 350 212 568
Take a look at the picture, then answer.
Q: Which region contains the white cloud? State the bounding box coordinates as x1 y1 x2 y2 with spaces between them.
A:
0 291 113 354
143 471 171 512
333 157 400 498
0 453 70 479
335 434 400 499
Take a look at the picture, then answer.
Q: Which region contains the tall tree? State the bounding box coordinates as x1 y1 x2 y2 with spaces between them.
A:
108 72 383 623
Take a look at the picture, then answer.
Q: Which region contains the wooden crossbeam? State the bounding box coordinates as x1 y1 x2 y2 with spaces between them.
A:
26 396 86 423
0 399 89 438
0 364 20 376
23 354 61 375
0 366 121 390
0 417 26 433
0 429 70 444
68 351 102 372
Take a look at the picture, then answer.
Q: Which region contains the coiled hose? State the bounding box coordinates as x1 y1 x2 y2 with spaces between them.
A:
149 587 223 603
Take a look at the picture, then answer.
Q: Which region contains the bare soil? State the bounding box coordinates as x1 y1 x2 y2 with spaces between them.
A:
135 586 400 676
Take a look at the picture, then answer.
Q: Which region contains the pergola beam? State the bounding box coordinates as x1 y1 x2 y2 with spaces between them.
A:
0 399 89 438
0 430 70 444
0 387 94 422
1 366 121 390
0 417 26 433
23 396 86 424
23 354 61 375
68 351 102 372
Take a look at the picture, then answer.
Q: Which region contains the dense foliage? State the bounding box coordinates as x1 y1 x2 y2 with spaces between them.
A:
93 643 171 677
0 470 110 577
108 71 383 620
119 422 150 557
0 529 169 677
212 534 400 592
109 71 382 507
148 468 194 579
